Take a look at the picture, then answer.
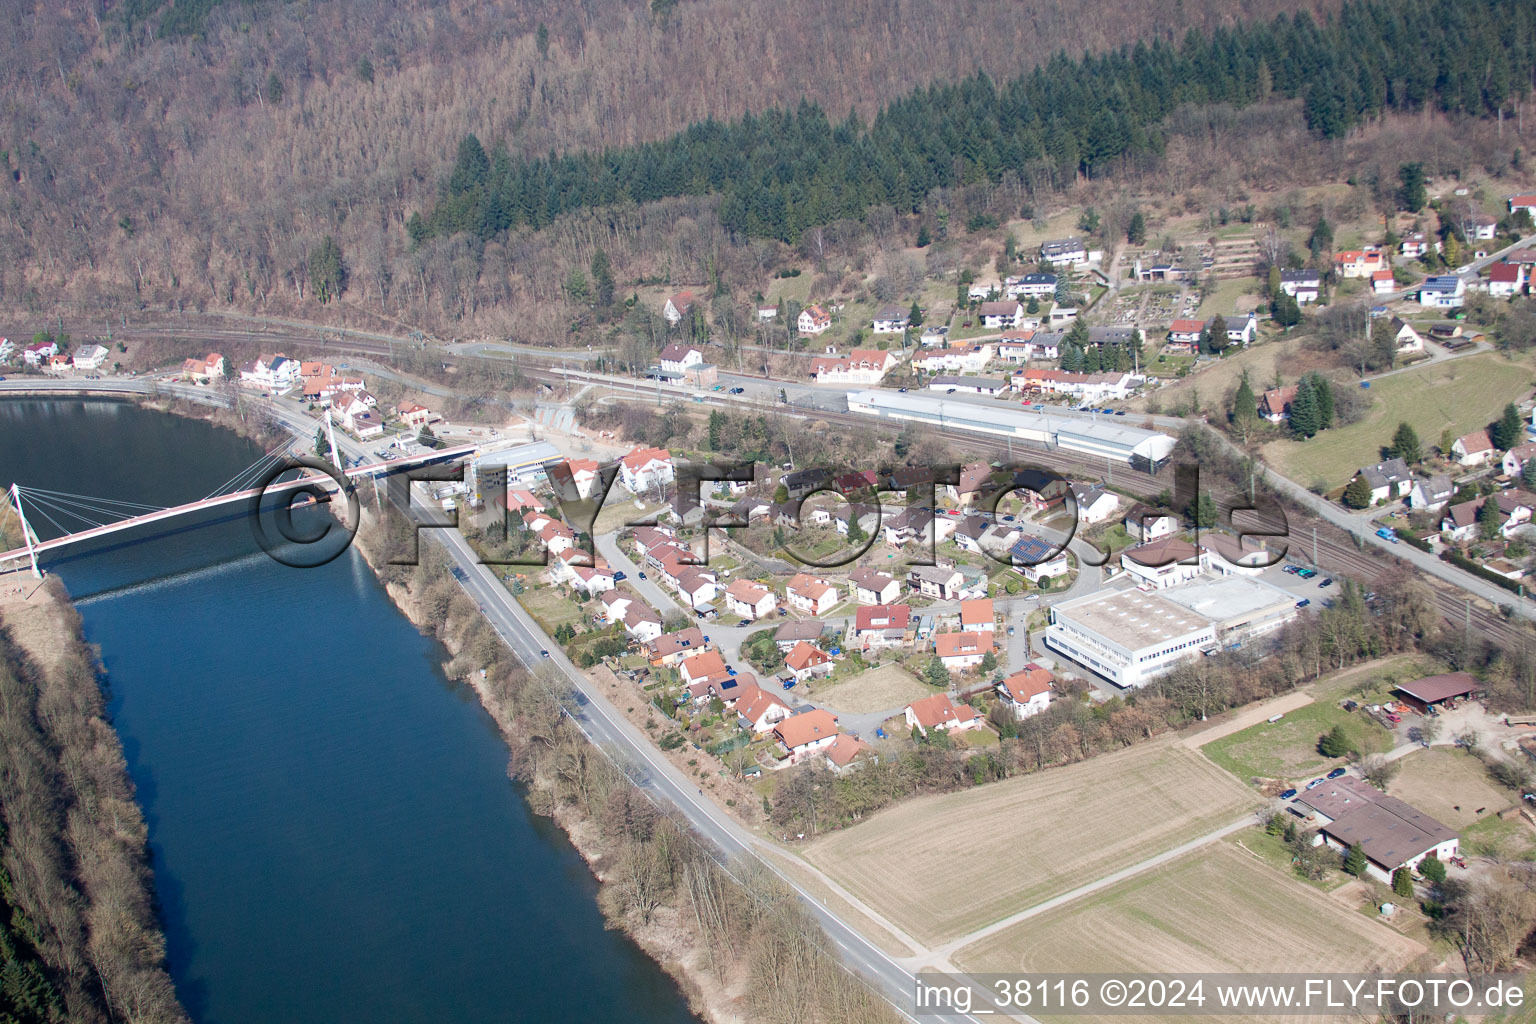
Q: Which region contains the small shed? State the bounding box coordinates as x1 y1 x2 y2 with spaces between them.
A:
1393 672 1480 714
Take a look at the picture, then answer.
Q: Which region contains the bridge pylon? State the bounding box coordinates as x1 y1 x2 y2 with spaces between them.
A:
6 484 42 579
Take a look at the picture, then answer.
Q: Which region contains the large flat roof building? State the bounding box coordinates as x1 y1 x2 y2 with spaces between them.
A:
845 390 1176 470
1045 576 1298 688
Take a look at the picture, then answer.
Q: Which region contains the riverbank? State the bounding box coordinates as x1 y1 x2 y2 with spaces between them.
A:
346 497 898 1024
0 576 188 1024
134 390 288 451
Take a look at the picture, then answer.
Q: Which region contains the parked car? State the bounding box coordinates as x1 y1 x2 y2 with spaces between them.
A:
946 388 957 394
1114 410 1126 416
1279 788 1297 799
728 387 745 395
1283 565 1300 574
1327 767 1347 779
1319 578 1334 588
1376 527 1398 543
638 571 647 579
612 570 626 581
898 387 909 393
1306 778 1325 789
1295 598 1311 608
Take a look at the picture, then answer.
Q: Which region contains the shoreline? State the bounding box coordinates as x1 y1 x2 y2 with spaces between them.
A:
0 577 189 1024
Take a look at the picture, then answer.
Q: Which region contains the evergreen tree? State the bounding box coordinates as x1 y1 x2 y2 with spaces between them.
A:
1419 856 1446 884
1025 296 1039 314
265 71 284 104
1054 277 1075 307
908 300 924 328
1398 163 1427 212
1272 293 1303 328
1389 422 1422 464
590 249 615 309
1342 473 1374 508
1289 382 1321 439
1266 265 1282 299
1392 867 1414 898
1477 495 1502 540
1492 403 1524 450
313 425 329 458
707 410 725 450
1078 207 1100 234
309 236 347 303
1308 217 1334 258
916 224 931 248
1187 491 1218 529
1065 318 1090 348
356 56 375 83
1343 843 1368 877
1307 372 1334 429
1231 374 1259 438
1319 724 1352 757
1521 459 1536 490
1126 211 1146 245
924 658 949 687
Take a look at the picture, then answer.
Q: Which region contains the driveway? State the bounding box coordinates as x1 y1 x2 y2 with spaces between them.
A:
594 531 681 615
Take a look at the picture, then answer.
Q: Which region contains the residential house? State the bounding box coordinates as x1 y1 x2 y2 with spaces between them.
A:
1440 499 1482 543
1357 458 1414 501
1005 273 1057 299
1070 483 1121 525
784 641 834 683
735 685 793 733
848 568 901 605
72 344 109 371
967 281 999 301
1439 491 1536 542
1371 268 1396 295
724 579 777 620
953 518 1019 557
1465 213 1498 241
619 447 675 493
1200 533 1273 576
0 337 13 364
240 354 297 390
997 666 1053 719
674 568 719 610
1452 431 1495 468
1225 312 1258 347
1016 369 1138 404
663 291 696 325
1011 535 1071 584
1333 249 1385 279
1408 475 1454 512
1121 537 1207 589
1124 505 1179 541
1040 237 1089 267
1489 261 1526 298
823 734 875 773
1400 233 1431 259
809 349 897 385
773 709 841 764
397 403 437 429
904 693 983 735
1166 319 1205 354
646 628 708 667
21 340 57 366
978 300 1025 330
851 604 911 648
757 303 779 321
1280 269 1321 304
334 393 384 439
622 601 664 643
1258 384 1299 424
959 598 995 634
774 620 825 653
798 305 833 335
679 649 731 688
785 574 839 616
1419 276 1465 309
914 344 994 375
46 353 71 375
871 307 910 334
1387 318 1425 354
908 564 965 600
570 566 617 597
1504 442 1536 479
1509 195 1536 218
932 632 991 673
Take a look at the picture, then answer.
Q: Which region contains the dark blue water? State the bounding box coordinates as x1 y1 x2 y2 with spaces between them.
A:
0 398 698 1024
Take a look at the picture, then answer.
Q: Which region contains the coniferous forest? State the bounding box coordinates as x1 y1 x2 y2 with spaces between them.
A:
417 0 1536 245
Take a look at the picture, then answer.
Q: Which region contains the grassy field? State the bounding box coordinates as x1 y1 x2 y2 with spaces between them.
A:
954 844 1423 993
800 740 1260 946
808 662 932 714
1202 695 1394 787
516 585 584 633
1388 747 1515 829
1261 352 1536 489
1197 275 1262 319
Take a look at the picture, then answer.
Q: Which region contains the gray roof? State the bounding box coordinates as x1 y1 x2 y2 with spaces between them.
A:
1359 458 1411 490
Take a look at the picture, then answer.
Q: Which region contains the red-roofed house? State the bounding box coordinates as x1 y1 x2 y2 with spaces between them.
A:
823 734 874 773
735 685 793 733
786 574 839 616
396 403 438 429
773 709 841 763
619 447 674 493
1258 385 1298 424
959 598 995 633
904 693 982 736
724 579 777 620
679 649 730 687
1509 195 1536 218
1371 268 1395 295
997 666 1053 719
1489 261 1526 298
798 305 833 335
1165 319 1204 355
663 291 697 325
851 604 911 648
1333 249 1385 279
784 641 834 683
1452 430 1495 467
933 632 992 673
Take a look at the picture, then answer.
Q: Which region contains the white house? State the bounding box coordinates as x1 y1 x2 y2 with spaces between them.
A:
1386 317 1424 354
914 344 994 375
1070 483 1121 525
798 305 832 335
72 344 109 371
978 300 1025 330
1418 276 1465 309
871 307 910 334
932 631 992 673
241 354 297 390
1040 237 1089 268
785 574 839 616
618 447 674 493
1124 507 1179 542
848 568 901 605
22 340 58 366
1280 269 1321 304
1334 249 1385 279
1451 430 1495 468
1509 195 1536 219
997 666 1053 719
659 343 705 374
809 349 897 385
1357 458 1414 502
735 685 793 733
1400 233 1432 259
1408 474 1454 511
1489 261 1526 298
724 579 777 620
663 291 696 325
1224 312 1258 347
1121 537 1208 590
1005 273 1057 299
773 709 841 764
1505 442 1536 478
1371 269 1395 295
904 693 983 735
783 641 834 683
958 598 995 634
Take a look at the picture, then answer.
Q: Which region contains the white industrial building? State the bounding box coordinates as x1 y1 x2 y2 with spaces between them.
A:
845 390 1177 470
468 441 562 505
1044 576 1299 688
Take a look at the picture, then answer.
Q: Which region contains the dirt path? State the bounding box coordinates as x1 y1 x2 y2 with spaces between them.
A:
1179 688 1316 750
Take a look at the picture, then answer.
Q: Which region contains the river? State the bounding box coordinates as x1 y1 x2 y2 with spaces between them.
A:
0 397 699 1024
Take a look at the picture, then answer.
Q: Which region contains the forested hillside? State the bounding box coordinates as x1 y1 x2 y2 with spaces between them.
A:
415 0 1536 246
0 0 1325 330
